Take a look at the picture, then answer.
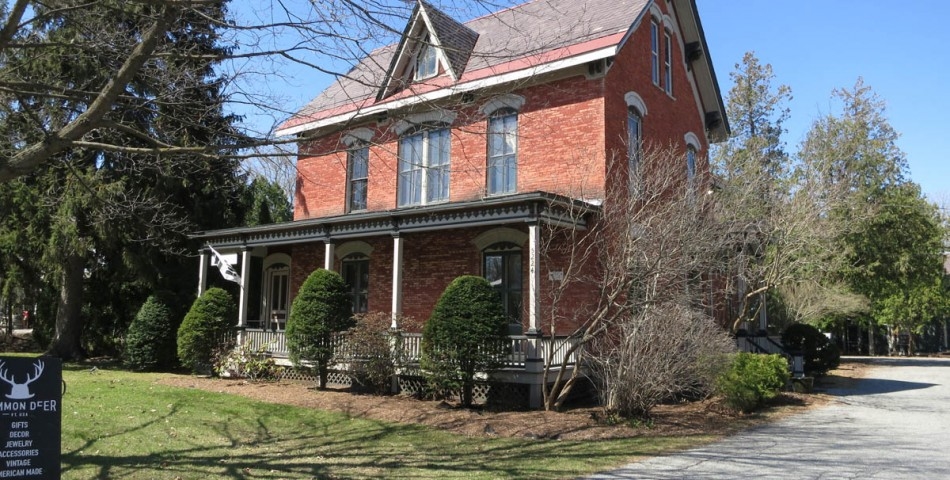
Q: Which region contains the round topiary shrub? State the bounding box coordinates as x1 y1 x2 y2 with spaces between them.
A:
286 269 353 388
124 292 179 371
782 323 840 376
421 275 509 407
177 287 236 374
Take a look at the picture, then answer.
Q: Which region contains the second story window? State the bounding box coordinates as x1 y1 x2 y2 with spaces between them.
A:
347 146 369 212
664 29 673 95
399 127 450 206
627 107 642 187
487 110 518 195
415 35 438 80
650 19 660 86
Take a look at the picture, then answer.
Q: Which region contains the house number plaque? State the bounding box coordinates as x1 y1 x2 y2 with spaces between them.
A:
0 356 62 478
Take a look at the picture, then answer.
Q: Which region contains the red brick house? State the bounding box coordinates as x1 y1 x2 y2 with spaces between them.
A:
194 0 728 405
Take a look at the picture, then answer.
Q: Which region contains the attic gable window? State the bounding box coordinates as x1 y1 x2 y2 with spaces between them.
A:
414 35 439 80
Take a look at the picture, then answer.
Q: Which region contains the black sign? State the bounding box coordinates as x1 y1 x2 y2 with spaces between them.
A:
0 356 61 479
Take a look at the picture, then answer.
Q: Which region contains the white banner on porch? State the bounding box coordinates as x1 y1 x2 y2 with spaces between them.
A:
208 245 242 284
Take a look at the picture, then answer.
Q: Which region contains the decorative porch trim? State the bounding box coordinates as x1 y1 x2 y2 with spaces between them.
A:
192 192 597 250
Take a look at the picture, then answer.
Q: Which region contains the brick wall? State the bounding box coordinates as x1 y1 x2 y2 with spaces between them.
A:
293 74 608 220
602 0 711 194
283 224 599 335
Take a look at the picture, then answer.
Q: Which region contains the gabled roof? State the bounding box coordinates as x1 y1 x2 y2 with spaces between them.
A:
277 0 728 140
378 1 479 100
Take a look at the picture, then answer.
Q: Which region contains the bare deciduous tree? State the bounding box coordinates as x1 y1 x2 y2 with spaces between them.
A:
539 146 735 414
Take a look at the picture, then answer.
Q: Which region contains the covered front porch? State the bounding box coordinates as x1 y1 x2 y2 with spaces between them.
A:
192 192 599 407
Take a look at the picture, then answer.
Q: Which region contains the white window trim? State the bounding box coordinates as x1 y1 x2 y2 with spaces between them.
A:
684 132 703 151
473 227 528 251
650 18 660 86
335 241 374 260
346 146 369 212
342 127 374 147
624 92 649 116
480 94 526 116
398 127 451 206
664 29 673 95
487 110 518 196
413 34 439 81
393 110 457 136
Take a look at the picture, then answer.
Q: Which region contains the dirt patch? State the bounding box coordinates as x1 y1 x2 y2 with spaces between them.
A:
155 361 868 441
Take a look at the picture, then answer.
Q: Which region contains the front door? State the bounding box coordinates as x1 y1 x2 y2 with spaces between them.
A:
264 264 289 331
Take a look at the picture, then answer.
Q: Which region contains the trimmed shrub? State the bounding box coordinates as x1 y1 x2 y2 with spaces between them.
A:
286 269 353 388
782 323 840 375
124 292 179 371
421 276 509 407
716 352 790 413
177 288 236 374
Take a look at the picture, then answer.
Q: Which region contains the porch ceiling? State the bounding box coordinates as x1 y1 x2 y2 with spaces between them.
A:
192 191 599 249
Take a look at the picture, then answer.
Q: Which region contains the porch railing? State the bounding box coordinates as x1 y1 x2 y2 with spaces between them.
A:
243 329 580 369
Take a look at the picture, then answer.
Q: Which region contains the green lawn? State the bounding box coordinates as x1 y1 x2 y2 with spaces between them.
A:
52 362 712 479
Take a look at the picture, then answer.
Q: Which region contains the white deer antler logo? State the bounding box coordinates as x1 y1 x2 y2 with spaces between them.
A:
0 360 44 400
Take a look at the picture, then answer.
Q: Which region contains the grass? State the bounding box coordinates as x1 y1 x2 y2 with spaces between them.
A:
44 360 715 479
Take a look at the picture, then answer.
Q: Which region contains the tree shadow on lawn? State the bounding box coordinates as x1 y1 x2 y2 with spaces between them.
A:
61 395 694 479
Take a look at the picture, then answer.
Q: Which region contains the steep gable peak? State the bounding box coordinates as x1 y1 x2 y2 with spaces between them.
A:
377 1 479 101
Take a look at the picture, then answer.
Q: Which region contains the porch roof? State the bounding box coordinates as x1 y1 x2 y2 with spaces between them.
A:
192 191 599 249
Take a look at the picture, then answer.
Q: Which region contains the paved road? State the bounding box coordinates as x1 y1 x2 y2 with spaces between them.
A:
587 356 950 479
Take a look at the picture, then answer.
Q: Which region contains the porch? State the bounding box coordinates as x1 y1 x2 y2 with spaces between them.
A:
241 329 580 369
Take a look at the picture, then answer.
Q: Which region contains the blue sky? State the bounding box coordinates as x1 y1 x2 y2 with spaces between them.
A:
696 0 949 205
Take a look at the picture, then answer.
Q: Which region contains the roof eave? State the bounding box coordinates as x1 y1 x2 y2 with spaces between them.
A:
275 44 619 137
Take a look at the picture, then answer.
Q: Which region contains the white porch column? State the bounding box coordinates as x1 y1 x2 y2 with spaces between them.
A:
197 249 209 296
391 234 404 329
526 221 544 409
237 248 252 344
324 241 335 271
527 222 541 334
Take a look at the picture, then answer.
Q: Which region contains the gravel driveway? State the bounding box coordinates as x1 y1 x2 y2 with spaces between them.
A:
587 356 950 479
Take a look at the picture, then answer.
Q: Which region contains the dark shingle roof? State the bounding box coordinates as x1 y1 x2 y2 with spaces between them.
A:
278 0 651 134
423 1 479 80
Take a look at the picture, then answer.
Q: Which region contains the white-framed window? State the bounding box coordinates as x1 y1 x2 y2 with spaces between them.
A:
684 132 702 183
414 35 438 80
650 19 660 86
483 242 523 332
342 253 369 314
487 109 518 195
628 107 643 187
261 253 292 332
398 127 450 206
664 29 673 95
347 146 369 212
